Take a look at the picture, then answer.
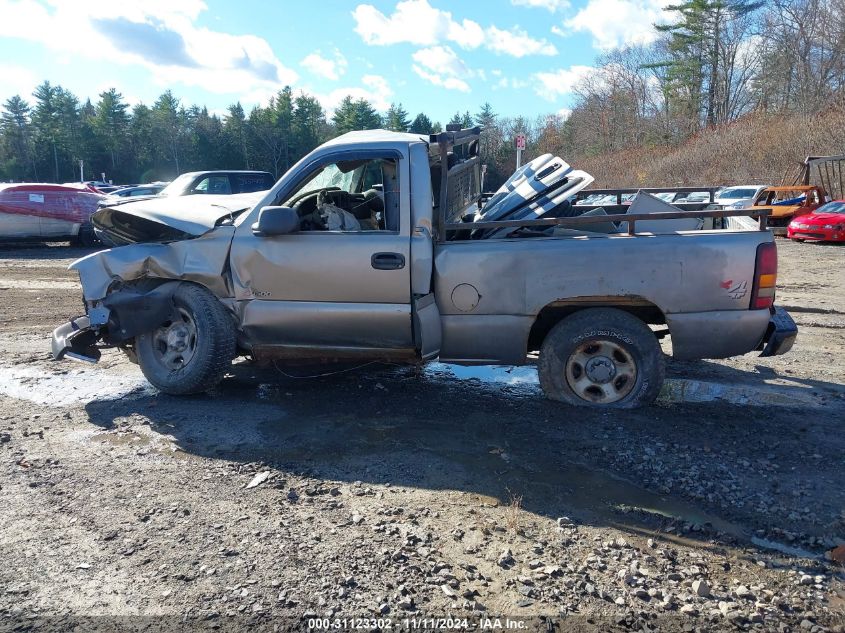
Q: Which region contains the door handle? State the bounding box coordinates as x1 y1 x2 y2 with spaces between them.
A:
371 252 405 270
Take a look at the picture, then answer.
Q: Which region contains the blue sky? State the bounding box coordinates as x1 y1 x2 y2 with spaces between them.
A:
0 0 670 123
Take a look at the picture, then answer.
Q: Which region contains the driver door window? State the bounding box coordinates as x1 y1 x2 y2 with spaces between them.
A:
279 158 398 232
193 176 231 195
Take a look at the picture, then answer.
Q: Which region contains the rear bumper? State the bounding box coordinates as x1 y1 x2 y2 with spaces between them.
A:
51 316 101 362
759 306 797 357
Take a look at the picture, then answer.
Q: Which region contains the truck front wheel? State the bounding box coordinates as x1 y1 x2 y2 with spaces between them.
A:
537 308 664 409
136 284 236 395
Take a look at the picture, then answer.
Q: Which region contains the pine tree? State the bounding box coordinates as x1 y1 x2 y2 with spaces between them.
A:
656 0 764 128
128 103 155 180
223 103 250 169
409 113 434 134
0 95 35 180
474 102 497 130
384 102 411 132
291 93 326 161
92 88 129 174
31 81 62 181
333 96 381 134
151 90 187 175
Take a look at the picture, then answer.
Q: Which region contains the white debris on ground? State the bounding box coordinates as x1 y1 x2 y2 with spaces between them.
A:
0 365 153 407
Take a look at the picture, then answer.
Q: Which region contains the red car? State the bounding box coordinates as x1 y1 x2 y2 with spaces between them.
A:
787 200 845 242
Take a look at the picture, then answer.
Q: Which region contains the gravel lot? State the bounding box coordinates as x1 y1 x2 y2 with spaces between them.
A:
0 238 843 631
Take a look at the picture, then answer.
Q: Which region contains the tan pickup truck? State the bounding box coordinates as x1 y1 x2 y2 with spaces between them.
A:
52 127 798 409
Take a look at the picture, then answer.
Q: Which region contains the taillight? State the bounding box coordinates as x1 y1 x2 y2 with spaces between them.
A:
751 242 777 309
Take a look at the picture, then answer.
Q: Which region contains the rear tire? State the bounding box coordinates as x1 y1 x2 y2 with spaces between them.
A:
136 284 236 395
75 224 99 247
537 308 664 409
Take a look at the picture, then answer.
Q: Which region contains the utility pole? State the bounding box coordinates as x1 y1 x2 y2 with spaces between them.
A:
79 159 84 183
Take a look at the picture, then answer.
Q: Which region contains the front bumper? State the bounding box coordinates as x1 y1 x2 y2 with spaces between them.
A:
51 316 101 363
759 306 797 357
787 227 844 241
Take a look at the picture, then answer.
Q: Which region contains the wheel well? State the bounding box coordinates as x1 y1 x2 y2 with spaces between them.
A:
527 300 666 353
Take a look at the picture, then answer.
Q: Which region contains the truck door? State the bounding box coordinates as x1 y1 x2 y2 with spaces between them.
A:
230 151 415 355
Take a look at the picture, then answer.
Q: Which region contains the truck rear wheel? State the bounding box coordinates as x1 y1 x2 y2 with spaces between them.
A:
136 284 236 395
537 308 664 409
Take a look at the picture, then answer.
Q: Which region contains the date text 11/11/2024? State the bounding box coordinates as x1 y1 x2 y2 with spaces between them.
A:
307 617 531 630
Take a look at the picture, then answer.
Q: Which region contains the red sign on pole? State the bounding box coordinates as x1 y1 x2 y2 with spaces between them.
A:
515 133 526 150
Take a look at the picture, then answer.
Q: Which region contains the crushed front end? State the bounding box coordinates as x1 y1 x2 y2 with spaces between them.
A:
51 225 237 364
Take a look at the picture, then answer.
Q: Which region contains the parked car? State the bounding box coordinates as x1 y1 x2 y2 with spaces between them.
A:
715 185 770 209
159 170 275 197
101 171 275 209
787 200 845 242
52 128 796 409
674 191 711 204
0 183 103 245
748 185 826 227
111 184 167 198
96 184 167 208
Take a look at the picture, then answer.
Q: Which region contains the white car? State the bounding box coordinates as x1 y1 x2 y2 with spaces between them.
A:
715 185 771 209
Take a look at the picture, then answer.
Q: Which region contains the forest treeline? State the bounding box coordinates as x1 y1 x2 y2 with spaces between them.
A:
1 0 843 189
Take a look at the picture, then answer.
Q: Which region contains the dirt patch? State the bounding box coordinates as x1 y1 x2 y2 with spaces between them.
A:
0 239 843 630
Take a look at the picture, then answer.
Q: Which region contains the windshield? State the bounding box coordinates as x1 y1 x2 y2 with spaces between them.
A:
158 173 195 197
286 163 358 201
718 187 756 199
816 201 845 214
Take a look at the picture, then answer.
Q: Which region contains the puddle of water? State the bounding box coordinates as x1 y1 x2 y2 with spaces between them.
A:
0 365 153 407
750 537 821 560
660 378 822 408
425 363 540 389
464 447 748 539
424 363 822 408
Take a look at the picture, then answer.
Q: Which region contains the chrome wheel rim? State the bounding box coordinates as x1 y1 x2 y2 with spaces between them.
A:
565 339 637 404
151 308 198 371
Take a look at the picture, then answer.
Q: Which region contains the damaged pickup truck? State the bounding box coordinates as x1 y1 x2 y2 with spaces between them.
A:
52 127 797 408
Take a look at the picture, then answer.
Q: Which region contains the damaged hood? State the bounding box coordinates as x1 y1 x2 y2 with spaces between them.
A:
92 191 266 245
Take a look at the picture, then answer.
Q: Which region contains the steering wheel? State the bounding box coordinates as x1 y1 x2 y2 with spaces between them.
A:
287 186 341 208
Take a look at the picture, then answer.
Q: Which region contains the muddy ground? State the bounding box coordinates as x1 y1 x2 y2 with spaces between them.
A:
0 238 843 632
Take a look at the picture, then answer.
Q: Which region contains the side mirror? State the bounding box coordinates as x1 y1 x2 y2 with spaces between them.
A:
252 206 300 236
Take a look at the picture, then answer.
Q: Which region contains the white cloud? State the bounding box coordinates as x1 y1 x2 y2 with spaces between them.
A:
532 65 596 100
561 0 671 50
0 64 37 98
352 0 557 58
511 0 570 11
411 46 472 92
556 107 572 119
301 50 348 81
485 25 557 57
352 0 484 48
492 75 530 90
313 74 394 114
0 0 298 98
412 46 470 78
413 68 471 92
